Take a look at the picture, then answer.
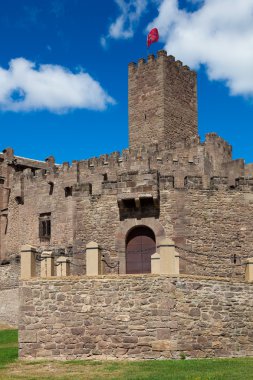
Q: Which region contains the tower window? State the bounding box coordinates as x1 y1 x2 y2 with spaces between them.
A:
49 182 54 195
39 213 51 240
15 196 23 205
65 186 72 197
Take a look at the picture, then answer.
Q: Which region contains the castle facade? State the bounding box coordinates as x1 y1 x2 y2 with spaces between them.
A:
1 52 253 348
1 50 253 281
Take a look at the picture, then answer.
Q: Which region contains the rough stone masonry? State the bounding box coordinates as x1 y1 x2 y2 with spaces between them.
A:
19 275 253 360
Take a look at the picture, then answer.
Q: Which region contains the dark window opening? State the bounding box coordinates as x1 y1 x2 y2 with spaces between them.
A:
15 196 23 205
144 113 147 120
123 199 136 209
140 197 153 208
65 186 72 197
39 213 51 240
103 173 108 181
49 182 54 195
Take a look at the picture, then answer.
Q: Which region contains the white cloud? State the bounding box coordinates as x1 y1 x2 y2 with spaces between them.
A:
101 0 147 47
148 0 253 97
0 58 115 113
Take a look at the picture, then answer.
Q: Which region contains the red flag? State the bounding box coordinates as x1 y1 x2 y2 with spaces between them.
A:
147 28 159 47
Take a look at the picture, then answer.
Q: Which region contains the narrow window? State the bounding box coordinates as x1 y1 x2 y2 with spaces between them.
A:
15 196 23 205
49 182 54 195
103 173 108 181
65 186 72 197
39 213 51 240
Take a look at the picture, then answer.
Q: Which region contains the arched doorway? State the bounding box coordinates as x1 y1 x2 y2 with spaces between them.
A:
126 226 156 274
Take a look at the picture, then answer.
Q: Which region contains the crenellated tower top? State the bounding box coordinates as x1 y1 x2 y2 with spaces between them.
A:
128 50 198 149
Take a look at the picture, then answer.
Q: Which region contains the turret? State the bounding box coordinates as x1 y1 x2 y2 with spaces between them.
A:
128 50 198 149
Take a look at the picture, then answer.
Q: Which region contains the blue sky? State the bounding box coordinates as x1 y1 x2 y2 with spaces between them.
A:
0 0 252 163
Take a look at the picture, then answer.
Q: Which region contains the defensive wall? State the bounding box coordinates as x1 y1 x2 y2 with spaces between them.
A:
0 260 19 325
1 135 253 279
19 274 253 360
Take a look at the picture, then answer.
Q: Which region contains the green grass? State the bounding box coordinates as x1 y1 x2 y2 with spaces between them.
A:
0 329 18 368
62 358 253 380
0 329 253 379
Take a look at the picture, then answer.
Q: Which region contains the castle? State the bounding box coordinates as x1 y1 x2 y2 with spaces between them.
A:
0 51 253 360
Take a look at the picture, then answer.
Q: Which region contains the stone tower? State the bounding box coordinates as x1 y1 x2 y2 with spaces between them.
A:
128 50 198 149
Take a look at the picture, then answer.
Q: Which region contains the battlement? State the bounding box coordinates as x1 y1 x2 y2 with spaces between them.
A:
128 50 195 76
7 143 251 200
1 130 244 192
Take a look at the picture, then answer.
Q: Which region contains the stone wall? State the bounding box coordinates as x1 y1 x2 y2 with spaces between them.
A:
160 189 253 279
0 261 20 289
19 275 253 360
0 288 19 326
1 131 252 273
0 261 20 326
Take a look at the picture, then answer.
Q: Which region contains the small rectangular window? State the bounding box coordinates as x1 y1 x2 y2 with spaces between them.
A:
65 187 72 197
39 213 51 240
49 182 54 195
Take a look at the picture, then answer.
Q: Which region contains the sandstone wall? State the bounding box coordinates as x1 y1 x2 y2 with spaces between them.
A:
19 275 253 360
6 169 75 257
0 261 20 289
0 288 19 326
5 180 253 279
0 261 20 326
160 189 253 279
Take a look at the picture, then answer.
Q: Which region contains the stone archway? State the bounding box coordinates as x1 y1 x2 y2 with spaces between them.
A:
126 226 156 274
115 218 166 274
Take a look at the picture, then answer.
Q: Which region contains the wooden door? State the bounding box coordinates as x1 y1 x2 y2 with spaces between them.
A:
126 226 156 274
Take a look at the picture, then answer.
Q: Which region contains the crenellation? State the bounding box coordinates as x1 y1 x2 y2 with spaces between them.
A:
167 54 175 62
137 58 146 67
210 176 228 190
182 65 190 71
245 163 253 177
147 54 155 63
235 177 253 191
184 176 203 189
157 49 167 58
175 60 183 67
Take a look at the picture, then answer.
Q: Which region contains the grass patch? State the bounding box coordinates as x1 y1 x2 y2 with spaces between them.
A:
0 329 18 346
0 329 18 369
3 357 250 380
0 330 253 379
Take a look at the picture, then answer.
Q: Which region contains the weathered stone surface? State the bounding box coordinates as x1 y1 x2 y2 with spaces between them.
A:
0 288 19 326
19 275 253 360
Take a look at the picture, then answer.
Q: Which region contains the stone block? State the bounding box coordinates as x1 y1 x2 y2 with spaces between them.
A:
19 330 37 343
152 340 177 351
